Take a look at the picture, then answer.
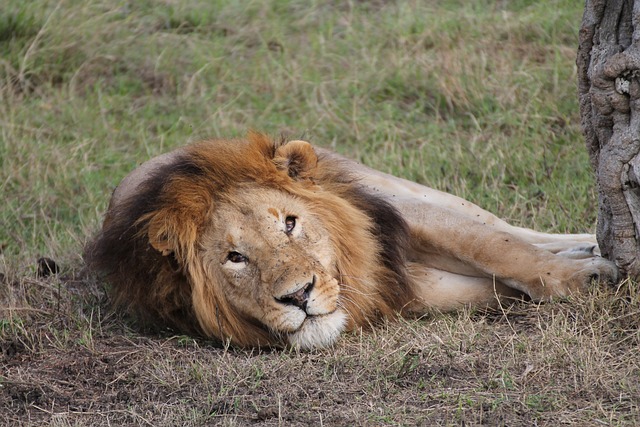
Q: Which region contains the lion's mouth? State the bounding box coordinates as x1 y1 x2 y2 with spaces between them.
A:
285 309 347 350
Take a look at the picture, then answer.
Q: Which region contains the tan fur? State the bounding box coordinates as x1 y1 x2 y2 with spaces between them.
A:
85 133 619 349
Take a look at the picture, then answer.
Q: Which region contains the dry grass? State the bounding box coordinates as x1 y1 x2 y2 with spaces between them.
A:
3 275 639 425
1 0 639 425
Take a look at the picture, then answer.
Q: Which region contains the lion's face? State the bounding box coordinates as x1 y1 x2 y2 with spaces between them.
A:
198 187 347 349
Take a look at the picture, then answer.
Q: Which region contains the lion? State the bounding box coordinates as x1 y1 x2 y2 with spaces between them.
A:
85 132 618 349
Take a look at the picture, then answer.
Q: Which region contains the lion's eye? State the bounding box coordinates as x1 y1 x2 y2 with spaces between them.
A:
227 251 247 263
285 216 296 234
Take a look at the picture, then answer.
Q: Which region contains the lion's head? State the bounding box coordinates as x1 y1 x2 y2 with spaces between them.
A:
86 133 415 349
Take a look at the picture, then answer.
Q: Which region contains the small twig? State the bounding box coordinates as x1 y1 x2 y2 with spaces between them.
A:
493 276 516 335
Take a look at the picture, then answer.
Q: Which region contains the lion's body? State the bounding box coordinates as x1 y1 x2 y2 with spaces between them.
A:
86 133 618 349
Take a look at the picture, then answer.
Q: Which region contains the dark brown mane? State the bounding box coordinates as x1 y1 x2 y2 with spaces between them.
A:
311 154 416 324
343 185 414 313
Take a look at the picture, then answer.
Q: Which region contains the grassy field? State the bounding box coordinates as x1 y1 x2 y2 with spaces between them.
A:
1 0 639 425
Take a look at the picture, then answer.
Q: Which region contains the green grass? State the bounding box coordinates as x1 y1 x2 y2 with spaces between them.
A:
1 0 639 426
1 0 593 261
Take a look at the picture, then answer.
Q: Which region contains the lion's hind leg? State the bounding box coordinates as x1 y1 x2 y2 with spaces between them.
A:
406 264 524 313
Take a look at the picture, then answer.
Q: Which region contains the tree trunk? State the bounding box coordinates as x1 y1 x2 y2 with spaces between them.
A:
578 0 640 279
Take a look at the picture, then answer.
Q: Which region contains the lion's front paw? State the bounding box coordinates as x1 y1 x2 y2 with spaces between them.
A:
579 256 619 286
529 257 618 301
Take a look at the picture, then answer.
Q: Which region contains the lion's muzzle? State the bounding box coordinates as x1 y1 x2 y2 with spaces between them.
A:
275 275 315 311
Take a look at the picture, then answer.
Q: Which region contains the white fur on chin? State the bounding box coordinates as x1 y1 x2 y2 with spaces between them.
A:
286 309 347 350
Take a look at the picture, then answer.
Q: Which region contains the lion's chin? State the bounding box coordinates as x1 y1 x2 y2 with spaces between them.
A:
286 309 347 350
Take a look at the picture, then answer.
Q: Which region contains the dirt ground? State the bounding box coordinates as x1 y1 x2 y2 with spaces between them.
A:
2 266 639 426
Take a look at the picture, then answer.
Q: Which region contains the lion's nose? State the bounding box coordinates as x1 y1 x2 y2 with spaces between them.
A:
276 275 315 311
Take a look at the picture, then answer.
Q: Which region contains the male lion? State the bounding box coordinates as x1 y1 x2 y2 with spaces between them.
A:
85 132 618 349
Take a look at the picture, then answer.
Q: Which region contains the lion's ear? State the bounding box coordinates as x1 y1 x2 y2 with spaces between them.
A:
144 207 201 261
147 217 174 256
273 140 318 180
135 157 211 263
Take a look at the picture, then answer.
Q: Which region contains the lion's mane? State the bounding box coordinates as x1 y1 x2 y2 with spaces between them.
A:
85 133 417 347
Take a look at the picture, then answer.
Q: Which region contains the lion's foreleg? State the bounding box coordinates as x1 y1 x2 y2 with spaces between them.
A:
404 204 618 301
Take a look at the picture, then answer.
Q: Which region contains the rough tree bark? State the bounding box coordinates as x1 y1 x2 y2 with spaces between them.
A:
578 0 640 279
